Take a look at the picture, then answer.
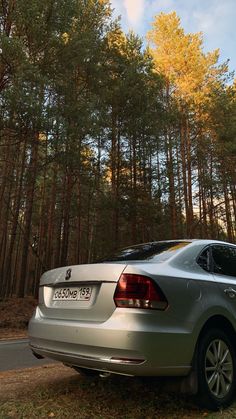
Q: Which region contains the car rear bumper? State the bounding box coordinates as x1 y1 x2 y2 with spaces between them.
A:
28 306 193 377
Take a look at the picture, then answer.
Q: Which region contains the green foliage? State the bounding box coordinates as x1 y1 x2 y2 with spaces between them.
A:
0 5 236 297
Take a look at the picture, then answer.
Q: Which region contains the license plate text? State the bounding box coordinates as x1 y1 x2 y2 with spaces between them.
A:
53 287 92 301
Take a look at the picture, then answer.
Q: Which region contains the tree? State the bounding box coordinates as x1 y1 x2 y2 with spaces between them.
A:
147 11 232 238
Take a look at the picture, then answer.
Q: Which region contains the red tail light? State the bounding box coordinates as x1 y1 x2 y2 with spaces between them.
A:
114 273 168 310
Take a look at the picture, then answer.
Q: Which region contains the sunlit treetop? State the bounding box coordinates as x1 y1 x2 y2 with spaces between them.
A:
147 11 223 105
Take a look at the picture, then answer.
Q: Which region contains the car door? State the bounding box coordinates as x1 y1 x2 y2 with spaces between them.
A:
211 244 236 318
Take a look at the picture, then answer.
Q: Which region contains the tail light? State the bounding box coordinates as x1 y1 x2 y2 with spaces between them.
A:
114 273 168 310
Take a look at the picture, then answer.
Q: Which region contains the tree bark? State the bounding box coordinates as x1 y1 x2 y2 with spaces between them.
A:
17 133 39 297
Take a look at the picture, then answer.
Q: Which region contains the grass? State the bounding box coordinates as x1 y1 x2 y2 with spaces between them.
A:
1 365 236 418
0 297 37 339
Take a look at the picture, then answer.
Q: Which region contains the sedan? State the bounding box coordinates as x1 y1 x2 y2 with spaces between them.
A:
29 239 236 410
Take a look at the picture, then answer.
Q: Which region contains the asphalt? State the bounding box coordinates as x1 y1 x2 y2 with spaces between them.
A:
0 339 55 372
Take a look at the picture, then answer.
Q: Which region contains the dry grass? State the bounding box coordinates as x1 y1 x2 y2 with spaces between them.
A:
0 297 37 339
1 299 236 417
1 364 236 418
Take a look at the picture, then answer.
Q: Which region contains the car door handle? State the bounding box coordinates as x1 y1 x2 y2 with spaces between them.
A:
224 287 236 298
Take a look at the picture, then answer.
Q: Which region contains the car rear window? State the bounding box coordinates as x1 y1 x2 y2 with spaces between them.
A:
99 241 190 262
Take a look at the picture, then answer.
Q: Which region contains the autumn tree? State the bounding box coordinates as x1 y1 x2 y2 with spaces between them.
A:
148 11 232 238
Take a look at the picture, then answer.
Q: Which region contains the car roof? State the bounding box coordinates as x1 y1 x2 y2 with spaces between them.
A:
133 239 236 247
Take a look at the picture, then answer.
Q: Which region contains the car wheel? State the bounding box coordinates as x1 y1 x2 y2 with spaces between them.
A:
197 328 236 410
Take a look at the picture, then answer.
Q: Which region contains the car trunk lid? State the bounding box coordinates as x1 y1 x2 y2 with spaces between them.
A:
38 263 127 322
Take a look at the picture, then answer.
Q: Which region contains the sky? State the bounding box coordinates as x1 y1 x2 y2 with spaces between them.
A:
110 0 236 74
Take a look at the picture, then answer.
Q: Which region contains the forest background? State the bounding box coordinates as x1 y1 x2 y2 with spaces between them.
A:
0 0 236 299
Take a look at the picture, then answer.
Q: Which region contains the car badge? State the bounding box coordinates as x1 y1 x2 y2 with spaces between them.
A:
65 268 72 280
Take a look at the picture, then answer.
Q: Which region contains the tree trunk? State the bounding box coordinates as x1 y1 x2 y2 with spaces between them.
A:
17 133 39 297
3 138 27 297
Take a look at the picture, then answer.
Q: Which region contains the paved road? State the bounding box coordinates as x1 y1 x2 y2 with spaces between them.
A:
0 339 55 372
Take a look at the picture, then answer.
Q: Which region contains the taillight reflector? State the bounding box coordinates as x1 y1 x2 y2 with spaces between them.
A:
114 273 168 310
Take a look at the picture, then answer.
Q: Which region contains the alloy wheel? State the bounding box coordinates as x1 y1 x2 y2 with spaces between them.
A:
205 339 233 399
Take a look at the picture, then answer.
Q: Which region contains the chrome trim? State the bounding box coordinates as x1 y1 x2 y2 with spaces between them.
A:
30 344 145 365
40 280 116 288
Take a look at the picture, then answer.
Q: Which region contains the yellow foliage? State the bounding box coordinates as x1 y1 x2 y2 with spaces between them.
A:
98 0 111 15
61 32 70 45
107 29 127 54
147 12 221 105
71 17 78 32
38 132 46 142
81 146 95 167
233 78 236 92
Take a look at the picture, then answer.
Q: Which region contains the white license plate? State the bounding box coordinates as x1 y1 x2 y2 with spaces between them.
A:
53 287 93 301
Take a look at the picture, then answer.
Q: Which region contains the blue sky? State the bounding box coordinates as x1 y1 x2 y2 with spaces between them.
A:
110 0 236 74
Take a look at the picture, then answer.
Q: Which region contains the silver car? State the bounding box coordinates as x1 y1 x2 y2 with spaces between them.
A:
29 239 236 410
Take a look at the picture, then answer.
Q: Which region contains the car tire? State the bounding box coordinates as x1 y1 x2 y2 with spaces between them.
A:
196 328 236 410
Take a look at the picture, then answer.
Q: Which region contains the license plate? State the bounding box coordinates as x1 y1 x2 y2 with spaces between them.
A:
53 287 93 301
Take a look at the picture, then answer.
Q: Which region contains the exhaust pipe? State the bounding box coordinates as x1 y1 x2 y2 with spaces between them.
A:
32 350 44 360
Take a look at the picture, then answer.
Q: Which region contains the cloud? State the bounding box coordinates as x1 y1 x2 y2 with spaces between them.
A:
187 1 235 70
148 0 174 13
192 3 230 35
110 0 145 30
123 0 145 27
110 0 236 72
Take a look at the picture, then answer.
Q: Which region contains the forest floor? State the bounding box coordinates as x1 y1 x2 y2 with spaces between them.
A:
0 297 37 339
1 363 236 418
1 299 236 418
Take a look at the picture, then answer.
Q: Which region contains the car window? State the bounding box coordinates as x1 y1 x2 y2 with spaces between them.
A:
98 241 190 262
212 245 236 277
197 247 211 272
